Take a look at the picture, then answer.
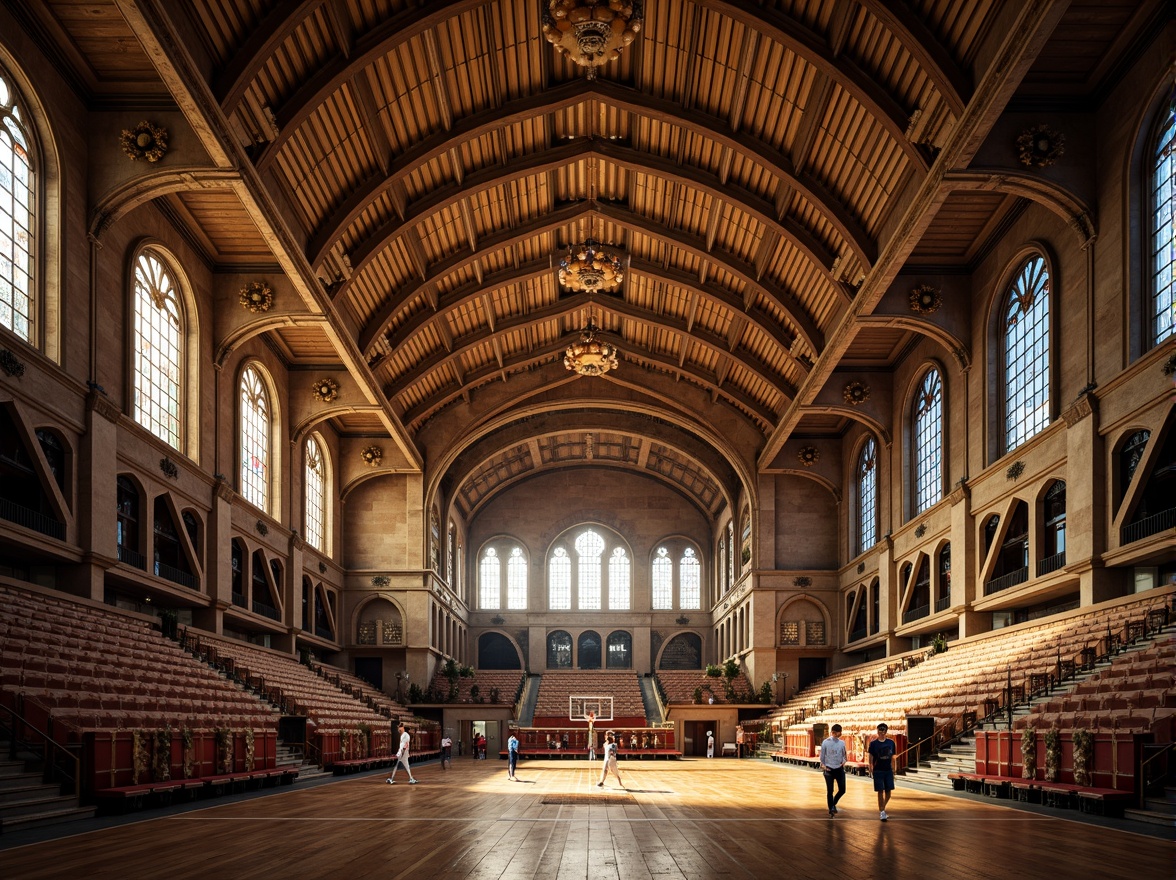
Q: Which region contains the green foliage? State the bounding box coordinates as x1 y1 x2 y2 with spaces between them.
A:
692 686 703 704
722 658 739 680
407 682 424 704
489 686 500 703
704 664 722 678
442 658 459 680
758 680 774 704
470 684 481 702
459 664 476 678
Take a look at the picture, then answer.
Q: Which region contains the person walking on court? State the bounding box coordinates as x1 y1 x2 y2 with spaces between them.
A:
596 730 624 789
507 730 520 781
386 722 418 785
706 730 715 758
819 724 848 817
869 722 896 820
440 733 452 769
736 725 745 758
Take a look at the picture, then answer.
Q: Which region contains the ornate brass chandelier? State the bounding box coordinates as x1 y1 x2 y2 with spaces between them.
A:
557 240 625 293
542 1 644 79
564 316 619 377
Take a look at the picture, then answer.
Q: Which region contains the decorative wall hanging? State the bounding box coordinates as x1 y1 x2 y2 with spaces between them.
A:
159 457 179 480
239 281 273 313
676 615 690 626
914 523 927 538
909 284 942 314
857 562 866 574
255 520 269 537
1006 460 1025 481
1162 353 1176 376
119 120 168 162
311 377 339 403
842 381 870 406
360 445 383 467
793 576 812 587
0 349 25 378
318 561 327 574
371 575 391 587
490 615 505 626
1016 124 1065 168
797 446 820 467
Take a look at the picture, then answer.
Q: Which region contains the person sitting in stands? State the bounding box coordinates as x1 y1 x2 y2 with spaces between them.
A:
630 733 638 749
642 732 651 749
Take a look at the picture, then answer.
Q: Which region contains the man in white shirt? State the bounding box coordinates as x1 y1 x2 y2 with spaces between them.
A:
818 724 847 816
440 734 452 769
706 730 715 758
386 722 418 784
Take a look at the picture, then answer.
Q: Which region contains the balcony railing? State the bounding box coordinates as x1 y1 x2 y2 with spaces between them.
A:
1121 507 1176 545
231 591 247 609
117 544 147 570
848 627 867 643
315 624 335 641
0 497 65 540
154 560 197 589
252 600 281 621
1037 551 1066 577
984 566 1028 596
902 604 930 625
935 594 951 613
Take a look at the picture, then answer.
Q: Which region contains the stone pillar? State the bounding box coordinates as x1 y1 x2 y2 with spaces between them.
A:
70 389 120 601
1063 393 1117 605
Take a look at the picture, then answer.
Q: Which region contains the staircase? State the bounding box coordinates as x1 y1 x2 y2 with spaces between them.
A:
901 732 976 792
0 739 94 834
516 675 540 727
1125 786 1176 827
639 676 663 724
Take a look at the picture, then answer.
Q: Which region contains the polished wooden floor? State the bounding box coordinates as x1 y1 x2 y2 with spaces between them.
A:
4 759 1172 879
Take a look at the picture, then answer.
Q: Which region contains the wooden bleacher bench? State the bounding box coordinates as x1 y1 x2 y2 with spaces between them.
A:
721 742 737 756
95 780 184 811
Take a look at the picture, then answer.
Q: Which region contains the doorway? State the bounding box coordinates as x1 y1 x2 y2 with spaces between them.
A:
353 657 382 690
686 720 716 757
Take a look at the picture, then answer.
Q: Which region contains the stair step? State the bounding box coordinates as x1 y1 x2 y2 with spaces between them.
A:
1140 798 1176 816
0 794 77 818
0 772 44 790
0 804 96 832
0 783 61 804
1122 808 1176 827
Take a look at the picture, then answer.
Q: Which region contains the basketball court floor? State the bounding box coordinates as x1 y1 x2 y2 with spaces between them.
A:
2 758 1172 879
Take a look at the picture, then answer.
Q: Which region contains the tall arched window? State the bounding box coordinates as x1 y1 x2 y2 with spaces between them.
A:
726 521 734 588
1001 255 1050 453
239 364 272 513
680 547 700 609
652 546 672 609
304 435 327 552
132 250 184 450
0 68 33 344
857 436 878 554
479 547 501 609
548 546 571 610
608 547 630 609
576 529 604 610
507 546 527 609
1150 101 1175 347
913 368 943 514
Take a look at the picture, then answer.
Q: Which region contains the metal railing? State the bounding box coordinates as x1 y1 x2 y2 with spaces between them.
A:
1 702 80 796
1139 742 1175 809
117 544 147 569
231 591 247 608
154 560 197 589
0 496 65 539
984 566 1028 595
252 599 281 621
1122 507 1176 545
902 604 929 624
1037 551 1066 577
934 594 951 613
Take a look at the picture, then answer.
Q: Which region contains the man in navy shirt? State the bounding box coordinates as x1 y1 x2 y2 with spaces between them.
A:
868 722 896 821
818 724 848 817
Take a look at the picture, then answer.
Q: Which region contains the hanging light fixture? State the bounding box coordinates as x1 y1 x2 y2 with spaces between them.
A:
557 240 625 293
564 316 619 377
542 1 644 79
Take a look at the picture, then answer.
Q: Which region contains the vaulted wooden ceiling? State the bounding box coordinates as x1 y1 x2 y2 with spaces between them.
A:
13 0 1166 518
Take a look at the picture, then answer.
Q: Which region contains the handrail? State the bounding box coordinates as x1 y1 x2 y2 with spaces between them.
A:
0 702 81 796
895 716 960 772
1138 741 1176 810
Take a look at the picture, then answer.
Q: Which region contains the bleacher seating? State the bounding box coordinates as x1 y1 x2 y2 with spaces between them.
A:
190 633 390 731
532 671 647 725
425 669 525 704
776 591 1174 761
0 583 277 737
313 664 412 721
655 670 757 705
